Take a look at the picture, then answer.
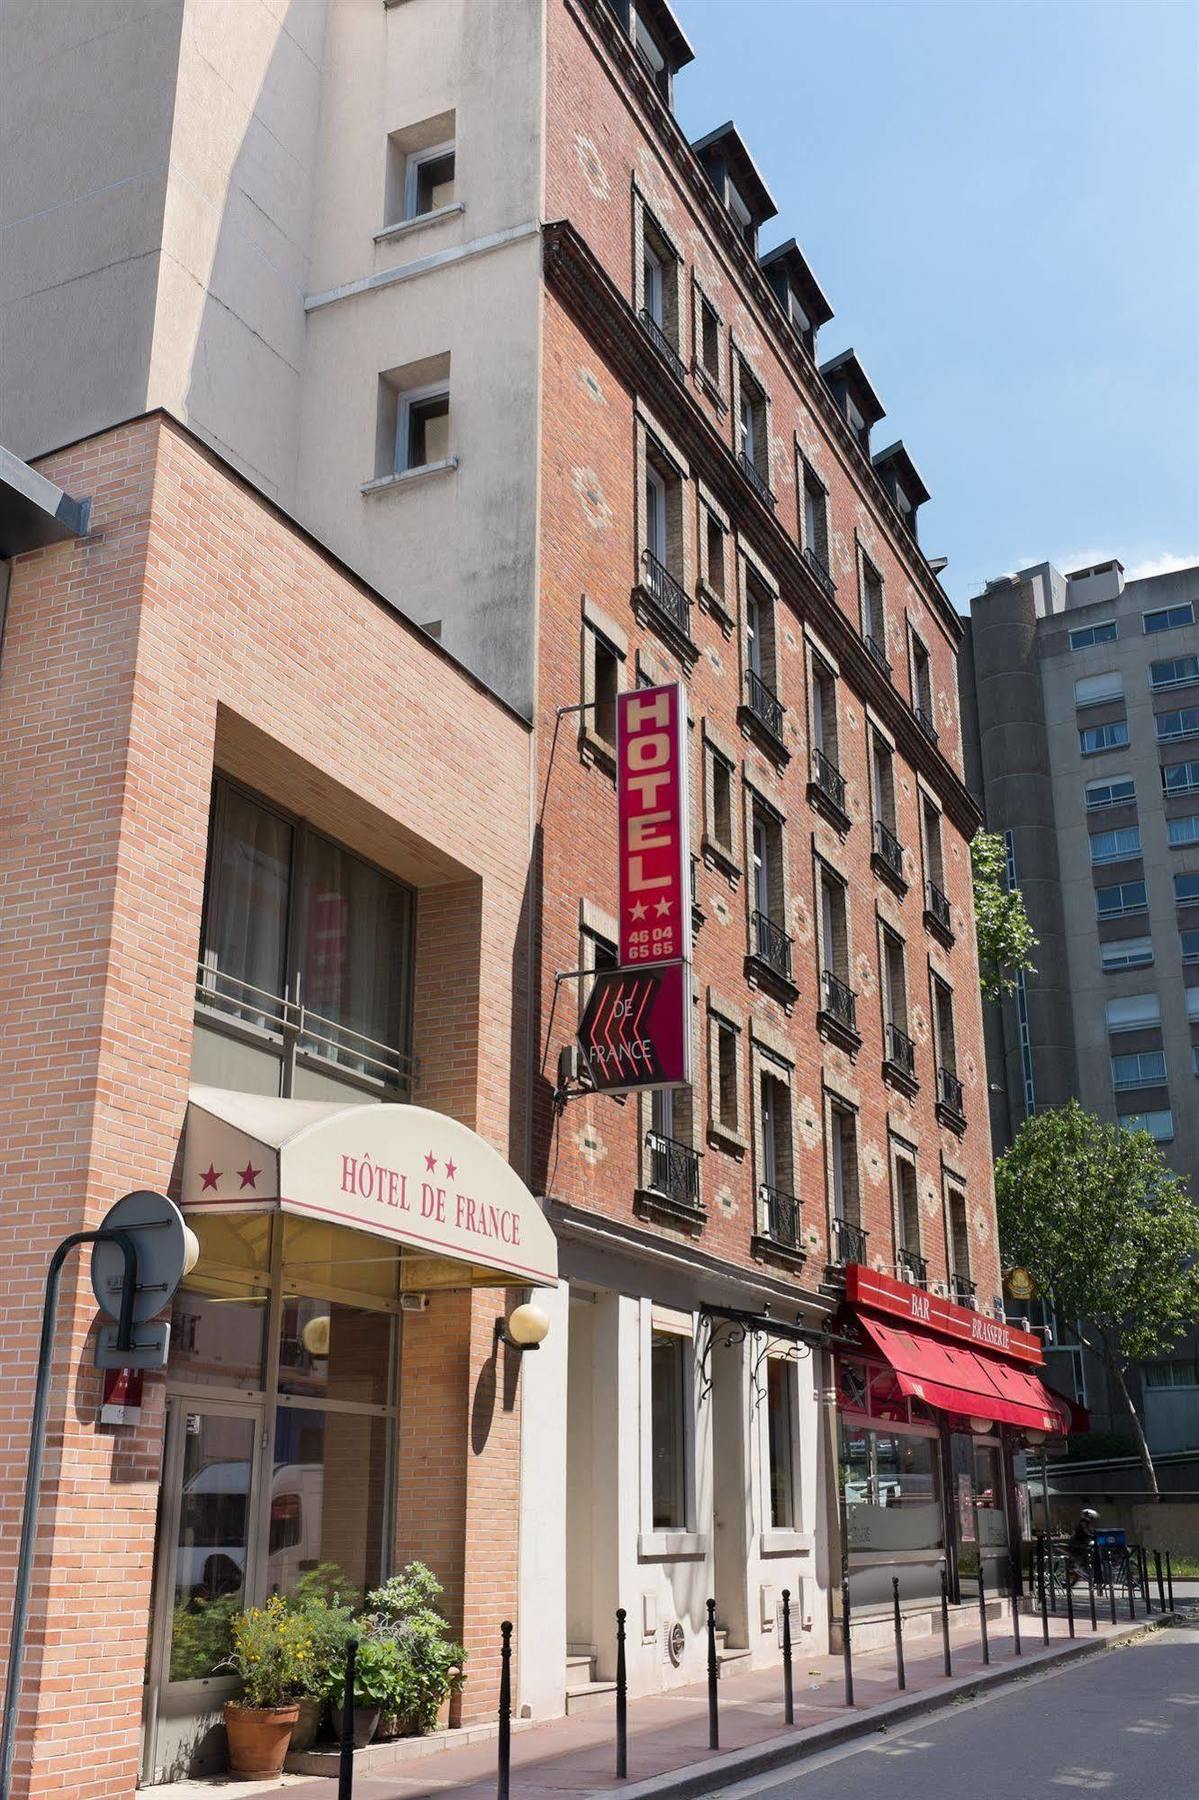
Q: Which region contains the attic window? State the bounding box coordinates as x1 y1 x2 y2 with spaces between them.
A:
727 181 754 247
633 7 670 99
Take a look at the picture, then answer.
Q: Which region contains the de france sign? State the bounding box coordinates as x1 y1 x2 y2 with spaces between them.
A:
579 682 691 1093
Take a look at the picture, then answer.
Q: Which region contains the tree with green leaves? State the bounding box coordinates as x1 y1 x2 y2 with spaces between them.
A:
995 1100 1199 1496
971 829 1038 1001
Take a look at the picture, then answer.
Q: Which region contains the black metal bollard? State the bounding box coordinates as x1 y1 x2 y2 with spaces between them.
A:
1127 1558 1137 1621
497 1620 512 1800
338 1637 358 1800
706 1599 719 1751
1087 1556 1098 1633
1011 1586 1022 1656
841 1576 854 1706
1107 1558 1118 1626
1155 1549 1167 1613
781 1588 794 1725
1166 1551 1175 1612
1140 1545 1151 1613
939 1566 952 1677
892 1577 906 1690
977 1565 990 1665
615 1608 628 1779
1064 1563 1075 1638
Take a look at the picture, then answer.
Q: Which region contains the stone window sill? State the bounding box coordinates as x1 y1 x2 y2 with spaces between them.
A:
707 1118 748 1156
638 1531 709 1561
374 201 465 244
361 457 458 496
759 1530 814 1558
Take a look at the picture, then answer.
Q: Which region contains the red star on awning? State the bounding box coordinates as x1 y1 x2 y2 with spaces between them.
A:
237 1162 261 1190
200 1164 221 1192
444 1158 457 1181
424 1150 438 1172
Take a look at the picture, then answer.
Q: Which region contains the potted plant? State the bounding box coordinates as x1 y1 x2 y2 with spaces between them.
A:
328 1633 403 1748
362 1564 466 1739
219 1595 314 1777
290 1591 356 1753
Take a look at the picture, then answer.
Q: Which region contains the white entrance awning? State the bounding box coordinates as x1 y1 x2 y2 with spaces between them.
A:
182 1085 557 1287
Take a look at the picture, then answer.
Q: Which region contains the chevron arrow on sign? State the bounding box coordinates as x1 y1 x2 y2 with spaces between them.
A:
577 961 689 1093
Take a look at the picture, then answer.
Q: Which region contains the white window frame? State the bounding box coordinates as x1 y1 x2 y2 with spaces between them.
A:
639 1304 705 1556
1080 720 1130 755
1156 707 1199 743
760 1349 803 1545
1111 1050 1167 1090
1143 602 1196 635
1164 761 1199 796
1090 825 1142 863
1118 1109 1174 1141
1168 815 1199 848
642 238 665 326
1086 775 1136 810
644 459 667 564
395 382 450 474
1175 871 1199 904
1069 620 1118 650
1150 655 1199 692
403 138 455 222
1100 936 1154 971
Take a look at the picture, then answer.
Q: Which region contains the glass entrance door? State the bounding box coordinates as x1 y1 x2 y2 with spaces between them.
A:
141 1398 264 1784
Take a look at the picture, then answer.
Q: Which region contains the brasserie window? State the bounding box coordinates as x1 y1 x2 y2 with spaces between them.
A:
650 1328 691 1530
196 779 414 1096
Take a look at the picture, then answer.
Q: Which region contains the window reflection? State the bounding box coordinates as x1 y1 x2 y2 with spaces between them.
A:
269 1407 388 1606
168 1414 256 1681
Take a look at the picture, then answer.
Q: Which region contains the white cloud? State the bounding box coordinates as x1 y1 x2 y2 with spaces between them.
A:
1124 551 1199 581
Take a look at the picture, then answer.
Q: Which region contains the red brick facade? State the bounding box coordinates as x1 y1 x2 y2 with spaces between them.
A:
532 0 999 1308
0 416 530 1796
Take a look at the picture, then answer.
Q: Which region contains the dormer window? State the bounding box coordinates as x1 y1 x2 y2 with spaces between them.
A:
620 1 694 111
872 442 930 544
760 239 833 364
727 181 754 248
633 8 668 96
820 350 885 461
845 396 868 452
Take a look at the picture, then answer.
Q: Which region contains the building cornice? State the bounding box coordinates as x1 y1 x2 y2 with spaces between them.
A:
543 220 981 839
567 0 960 646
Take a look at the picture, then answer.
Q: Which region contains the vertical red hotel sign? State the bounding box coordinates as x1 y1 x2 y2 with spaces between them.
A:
614 682 691 1084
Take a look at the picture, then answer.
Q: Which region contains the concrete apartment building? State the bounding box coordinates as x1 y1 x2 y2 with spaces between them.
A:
961 557 1199 1454
2 2 1075 1793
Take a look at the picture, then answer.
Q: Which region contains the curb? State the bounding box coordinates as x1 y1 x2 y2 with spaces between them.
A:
590 1615 1178 1799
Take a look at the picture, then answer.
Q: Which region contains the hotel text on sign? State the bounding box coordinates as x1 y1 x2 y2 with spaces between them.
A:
617 683 690 968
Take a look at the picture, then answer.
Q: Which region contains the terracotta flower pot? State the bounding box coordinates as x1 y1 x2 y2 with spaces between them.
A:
224 1700 300 1779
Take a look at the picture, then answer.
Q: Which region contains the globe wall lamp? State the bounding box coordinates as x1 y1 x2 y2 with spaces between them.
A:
968 1415 994 1435
494 1302 550 1353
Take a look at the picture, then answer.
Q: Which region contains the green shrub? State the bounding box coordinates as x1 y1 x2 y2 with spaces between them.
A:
219 1595 315 1708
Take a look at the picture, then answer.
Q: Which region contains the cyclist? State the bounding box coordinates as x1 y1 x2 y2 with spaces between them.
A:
1067 1506 1100 1584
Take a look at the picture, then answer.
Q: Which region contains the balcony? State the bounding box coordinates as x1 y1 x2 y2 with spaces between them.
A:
936 1064 967 1129
865 634 892 679
636 1131 705 1237
803 544 836 599
872 817 907 893
748 906 798 1004
884 1020 918 1092
763 1184 801 1247
738 448 776 511
819 967 860 1052
638 547 692 641
951 1273 977 1310
809 745 849 828
195 963 415 1096
743 666 786 750
830 1216 868 1268
638 307 685 384
897 1246 929 1289
924 879 954 944
914 703 939 745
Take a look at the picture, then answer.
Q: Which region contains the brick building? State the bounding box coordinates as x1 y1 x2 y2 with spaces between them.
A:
2 1 1072 1793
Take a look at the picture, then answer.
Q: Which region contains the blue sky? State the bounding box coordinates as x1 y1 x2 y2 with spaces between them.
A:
671 0 1199 608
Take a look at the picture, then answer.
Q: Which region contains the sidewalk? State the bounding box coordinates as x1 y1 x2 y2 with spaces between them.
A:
172 1604 1177 1800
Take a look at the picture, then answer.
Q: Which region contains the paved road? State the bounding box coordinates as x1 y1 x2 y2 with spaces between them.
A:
719 1626 1199 1800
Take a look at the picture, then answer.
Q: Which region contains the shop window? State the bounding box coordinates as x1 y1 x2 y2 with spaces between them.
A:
766 1358 798 1529
168 1412 258 1681
197 778 415 1096
650 1329 691 1529
839 1418 943 1606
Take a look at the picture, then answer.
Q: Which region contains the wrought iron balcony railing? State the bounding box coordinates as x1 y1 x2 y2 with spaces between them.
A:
937 1064 966 1119
738 448 776 510
745 667 785 742
873 817 906 881
831 1215 868 1267
803 544 836 597
751 908 793 982
885 1020 916 1079
638 308 685 383
897 1246 929 1289
810 745 847 814
951 1273 977 1309
645 1131 701 1206
925 880 952 936
865 634 891 678
914 703 939 744
640 548 691 637
820 967 858 1035
761 1183 801 1248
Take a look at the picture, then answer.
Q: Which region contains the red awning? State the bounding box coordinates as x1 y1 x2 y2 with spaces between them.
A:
856 1314 1065 1434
